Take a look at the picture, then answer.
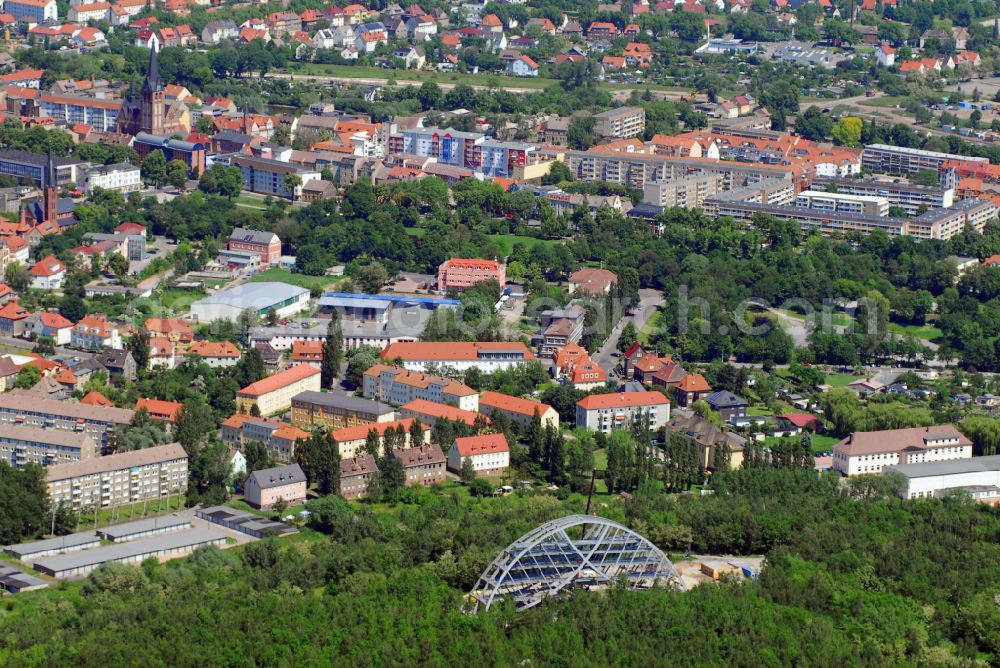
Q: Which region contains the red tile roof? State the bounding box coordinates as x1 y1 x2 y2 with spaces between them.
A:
332 417 419 443
479 391 554 418
38 312 73 329
238 364 319 397
576 391 669 410
381 341 534 362
188 340 241 358
135 397 183 422
675 373 711 393
30 256 65 277
401 398 486 425
81 390 112 406
454 432 508 456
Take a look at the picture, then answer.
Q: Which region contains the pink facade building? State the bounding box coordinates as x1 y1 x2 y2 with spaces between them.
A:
244 463 307 509
437 258 506 292
228 227 282 265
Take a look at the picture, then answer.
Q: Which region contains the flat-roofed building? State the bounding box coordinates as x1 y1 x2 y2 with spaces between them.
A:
189 282 311 323
575 391 670 433
832 425 973 477
478 390 559 430
363 364 479 410
795 190 890 217
884 454 1000 502
5 533 101 561
0 150 82 187
0 393 133 449
862 144 989 174
290 390 394 430
811 176 954 215
45 442 189 511
642 174 724 208
594 107 645 139
236 364 321 416
380 341 535 373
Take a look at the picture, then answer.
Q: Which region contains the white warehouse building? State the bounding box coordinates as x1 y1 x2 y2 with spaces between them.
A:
885 455 1000 503
832 425 973 477
189 282 310 322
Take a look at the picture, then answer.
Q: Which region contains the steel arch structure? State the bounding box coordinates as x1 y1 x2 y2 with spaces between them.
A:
467 515 684 613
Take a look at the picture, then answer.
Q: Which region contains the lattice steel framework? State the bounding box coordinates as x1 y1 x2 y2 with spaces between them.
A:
467 514 684 613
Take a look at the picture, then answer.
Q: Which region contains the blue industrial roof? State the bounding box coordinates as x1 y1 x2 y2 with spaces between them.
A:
320 292 460 307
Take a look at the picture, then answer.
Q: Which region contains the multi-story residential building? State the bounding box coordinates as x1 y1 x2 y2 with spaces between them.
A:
861 144 989 175
0 393 133 449
0 150 82 188
400 398 486 428
0 424 96 469
30 256 66 291
642 175 724 208
291 340 324 368
32 312 73 346
331 417 429 459
186 341 242 368
45 442 188 511
40 94 121 132
244 464 307 509
811 177 954 215
220 414 308 463
363 364 479 411
447 433 509 476
71 315 122 351
437 258 506 292
236 364 322 416
81 163 141 195
593 107 646 139
553 343 607 390
290 390 394 430
480 140 536 178
230 155 320 199
575 391 670 433
6 0 57 23
386 127 486 170
833 425 973 477
133 134 206 176
0 301 30 337
885 454 1000 502
380 341 535 373
795 190 890 217
227 227 282 265
391 444 447 486
478 391 558 430
705 390 748 422
68 1 110 22
567 268 618 296
135 398 183 423
906 198 996 240
340 454 378 499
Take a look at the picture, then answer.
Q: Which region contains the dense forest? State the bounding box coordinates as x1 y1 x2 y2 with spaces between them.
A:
0 469 997 665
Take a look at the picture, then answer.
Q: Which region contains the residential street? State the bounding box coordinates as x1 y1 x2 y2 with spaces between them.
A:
594 288 665 376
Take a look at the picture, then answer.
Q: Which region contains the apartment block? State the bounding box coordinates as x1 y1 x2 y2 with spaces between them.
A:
386 127 485 170
575 391 670 433
0 424 96 469
363 364 479 411
235 364 321 416
331 417 429 459
391 444 447 486
478 391 559 430
380 341 535 373
289 390 395 430
641 174 724 208
811 176 954 215
861 144 989 174
795 190 890 217
437 258 506 292
46 443 188 511
593 107 645 139
0 393 133 449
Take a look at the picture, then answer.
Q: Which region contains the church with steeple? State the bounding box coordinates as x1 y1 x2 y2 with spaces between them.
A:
114 47 187 137
19 150 75 238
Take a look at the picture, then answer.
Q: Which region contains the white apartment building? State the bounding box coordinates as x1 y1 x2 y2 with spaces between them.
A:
795 190 891 217
832 425 973 477
83 163 142 195
447 433 509 477
362 364 479 411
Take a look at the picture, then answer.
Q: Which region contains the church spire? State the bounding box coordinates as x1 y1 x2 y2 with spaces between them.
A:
142 46 160 95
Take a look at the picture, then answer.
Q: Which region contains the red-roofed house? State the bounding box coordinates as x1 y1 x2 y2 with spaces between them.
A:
437 257 506 292
31 311 73 345
576 391 670 432
236 364 321 416
29 256 65 290
0 300 30 336
447 432 509 476
508 54 539 77
187 340 242 368
81 390 113 406
568 268 618 295
876 43 894 68
400 398 488 428
479 390 559 429
148 337 176 370
291 339 324 368
673 373 712 406
136 397 183 423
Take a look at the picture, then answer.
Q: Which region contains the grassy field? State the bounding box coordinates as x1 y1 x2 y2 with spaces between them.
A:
285 63 558 89
249 268 341 292
860 96 910 108
763 433 839 453
75 497 186 532
638 310 662 344
887 322 943 341
234 195 267 210
824 373 862 388
487 233 557 254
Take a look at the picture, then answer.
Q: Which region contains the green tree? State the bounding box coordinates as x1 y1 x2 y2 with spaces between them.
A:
459 456 476 483
356 261 389 294
167 159 188 188
831 117 863 147
567 114 595 150
321 310 343 388
129 328 150 372
58 294 87 322
141 150 167 186
5 262 29 293
14 365 40 389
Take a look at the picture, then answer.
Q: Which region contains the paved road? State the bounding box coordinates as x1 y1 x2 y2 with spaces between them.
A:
593 289 665 376
0 335 90 360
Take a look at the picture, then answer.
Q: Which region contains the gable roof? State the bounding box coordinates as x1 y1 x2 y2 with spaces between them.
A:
238 364 319 397
453 432 508 456
576 391 669 410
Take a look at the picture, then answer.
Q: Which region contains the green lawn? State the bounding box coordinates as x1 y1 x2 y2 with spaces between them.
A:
249 268 342 292
234 195 267 209
887 322 943 342
824 374 861 388
638 310 662 345
405 227 427 238
763 433 839 453
859 96 910 108
284 63 558 89
487 234 558 255
747 406 776 417
75 496 186 532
